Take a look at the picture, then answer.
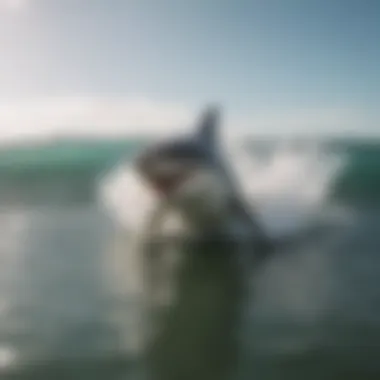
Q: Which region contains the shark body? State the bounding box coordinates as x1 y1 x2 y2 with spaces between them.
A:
135 106 272 255
133 107 312 380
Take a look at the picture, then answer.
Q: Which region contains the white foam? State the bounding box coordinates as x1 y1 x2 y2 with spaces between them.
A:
97 137 346 240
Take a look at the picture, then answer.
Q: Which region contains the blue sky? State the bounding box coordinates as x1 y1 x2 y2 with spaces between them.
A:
0 0 379 140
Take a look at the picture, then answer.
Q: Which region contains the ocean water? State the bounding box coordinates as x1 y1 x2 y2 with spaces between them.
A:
0 136 379 379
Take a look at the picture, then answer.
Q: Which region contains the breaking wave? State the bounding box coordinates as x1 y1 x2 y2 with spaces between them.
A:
99 138 348 239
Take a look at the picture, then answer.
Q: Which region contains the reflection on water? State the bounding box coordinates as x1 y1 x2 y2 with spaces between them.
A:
0 205 380 379
107 231 248 380
0 207 248 379
143 239 245 380
0 210 31 374
0 207 122 378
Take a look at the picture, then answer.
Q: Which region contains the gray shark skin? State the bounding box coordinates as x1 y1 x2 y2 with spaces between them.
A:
135 106 272 256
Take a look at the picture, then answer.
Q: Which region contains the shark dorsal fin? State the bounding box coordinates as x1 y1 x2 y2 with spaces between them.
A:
196 106 220 151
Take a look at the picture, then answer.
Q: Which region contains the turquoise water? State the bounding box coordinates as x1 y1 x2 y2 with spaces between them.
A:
0 137 379 203
0 138 379 379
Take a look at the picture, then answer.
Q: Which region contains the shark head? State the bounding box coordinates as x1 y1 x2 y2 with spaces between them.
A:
135 106 231 228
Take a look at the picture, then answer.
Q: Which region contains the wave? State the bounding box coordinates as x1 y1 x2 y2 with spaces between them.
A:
330 143 380 203
0 137 379 210
99 138 349 240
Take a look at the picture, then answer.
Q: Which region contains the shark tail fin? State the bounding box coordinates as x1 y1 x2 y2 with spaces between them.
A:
196 105 221 150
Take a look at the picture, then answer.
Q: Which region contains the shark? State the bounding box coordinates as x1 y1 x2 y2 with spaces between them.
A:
134 105 273 258
132 106 333 379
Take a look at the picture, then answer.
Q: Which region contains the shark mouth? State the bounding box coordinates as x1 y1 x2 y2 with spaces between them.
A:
148 171 192 196
137 150 200 197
